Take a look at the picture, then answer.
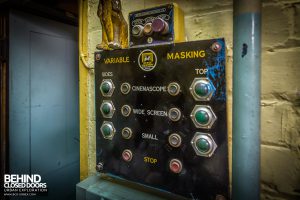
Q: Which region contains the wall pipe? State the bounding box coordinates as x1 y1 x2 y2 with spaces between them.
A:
232 0 261 200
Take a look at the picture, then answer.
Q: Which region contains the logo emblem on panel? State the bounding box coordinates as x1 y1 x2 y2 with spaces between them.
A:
138 49 157 71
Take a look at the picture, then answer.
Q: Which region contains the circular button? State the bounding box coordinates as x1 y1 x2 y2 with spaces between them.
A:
101 103 112 115
101 82 111 94
101 124 112 137
122 127 132 139
120 83 131 94
167 82 180 96
168 108 181 122
168 133 182 147
121 105 131 117
143 23 153 35
132 25 144 37
195 82 210 97
152 18 169 34
122 149 133 162
169 159 182 174
196 138 211 153
195 109 210 125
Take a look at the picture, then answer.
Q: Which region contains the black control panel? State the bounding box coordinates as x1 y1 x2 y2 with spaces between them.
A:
95 39 229 200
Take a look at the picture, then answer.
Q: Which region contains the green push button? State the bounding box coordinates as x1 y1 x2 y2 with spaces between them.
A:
101 82 111 94
102 103 111 115
195 82 210 97
102 124 112 137
195 109 210 125
196 138 210 153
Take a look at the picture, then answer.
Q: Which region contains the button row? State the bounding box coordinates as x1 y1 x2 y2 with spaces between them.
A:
100 78 215 100
132 18 169 38
100 103 217 128
100 121 217 157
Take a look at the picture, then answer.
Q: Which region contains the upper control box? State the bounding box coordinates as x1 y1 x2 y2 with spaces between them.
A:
129 3 185 47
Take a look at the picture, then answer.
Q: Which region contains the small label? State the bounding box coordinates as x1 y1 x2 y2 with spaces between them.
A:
104 56 130 64
132 109 168 117
133 109 145 115
144 156 158 164
102 72 113 77
195 68 208 75
147 110 167 117
132 86 166 92
142 133 158 141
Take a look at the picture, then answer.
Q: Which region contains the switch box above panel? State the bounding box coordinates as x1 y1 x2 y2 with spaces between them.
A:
129 3 185 47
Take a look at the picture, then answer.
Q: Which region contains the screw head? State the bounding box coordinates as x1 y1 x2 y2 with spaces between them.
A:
211 42 222 52
96 162 103 172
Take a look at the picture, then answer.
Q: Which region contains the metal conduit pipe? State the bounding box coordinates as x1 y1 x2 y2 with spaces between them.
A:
232 0 262 200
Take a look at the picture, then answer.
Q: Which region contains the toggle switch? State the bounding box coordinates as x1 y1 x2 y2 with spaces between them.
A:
121 105 132 117
122 127 133 139
190 105 217 129
120 82 131 94
167 82 180 96
100 79 115 97
122 149 133 162
168 133 182 148
168 108 181 122
169 159 182 174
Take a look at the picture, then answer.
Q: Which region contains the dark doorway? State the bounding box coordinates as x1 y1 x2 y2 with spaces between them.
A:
8 10 79 200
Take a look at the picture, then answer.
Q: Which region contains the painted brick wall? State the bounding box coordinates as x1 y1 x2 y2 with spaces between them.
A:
85 0 300 199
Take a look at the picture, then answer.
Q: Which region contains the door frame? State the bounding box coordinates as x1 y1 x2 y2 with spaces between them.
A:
0 9 9 197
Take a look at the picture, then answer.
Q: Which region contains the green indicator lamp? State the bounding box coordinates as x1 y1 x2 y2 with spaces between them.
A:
102 103 111 115
102 124 112 137
195 110 210 125
196 138 210 153
195 82 210 97
101 82 111 93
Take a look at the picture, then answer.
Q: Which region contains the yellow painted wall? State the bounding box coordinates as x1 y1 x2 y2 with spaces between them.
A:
81 1 300 199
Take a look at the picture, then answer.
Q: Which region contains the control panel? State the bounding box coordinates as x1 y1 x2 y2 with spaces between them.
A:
95 39 229 200
129 3 185 47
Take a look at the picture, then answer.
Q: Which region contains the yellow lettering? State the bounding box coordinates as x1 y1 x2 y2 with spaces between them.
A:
143 156 158 164
180 52 185 59
167 53 173 59
166 50 206 60
103 56 130 64
199 50 205 57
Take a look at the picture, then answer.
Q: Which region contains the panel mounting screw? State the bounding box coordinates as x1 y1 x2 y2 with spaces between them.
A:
211 42 222 52
96 162 103 172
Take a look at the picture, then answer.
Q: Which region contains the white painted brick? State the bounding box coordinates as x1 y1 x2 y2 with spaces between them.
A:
262 5 290 48
294 3 300 37
262 51 300 97
261 145 300 195
184 10 233 44
144 0 232 15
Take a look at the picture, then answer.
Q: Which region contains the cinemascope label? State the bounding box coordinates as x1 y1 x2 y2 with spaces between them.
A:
3 174 48 197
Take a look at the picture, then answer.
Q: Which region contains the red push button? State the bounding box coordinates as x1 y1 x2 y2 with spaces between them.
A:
169 159 182 174
122 149 133 162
